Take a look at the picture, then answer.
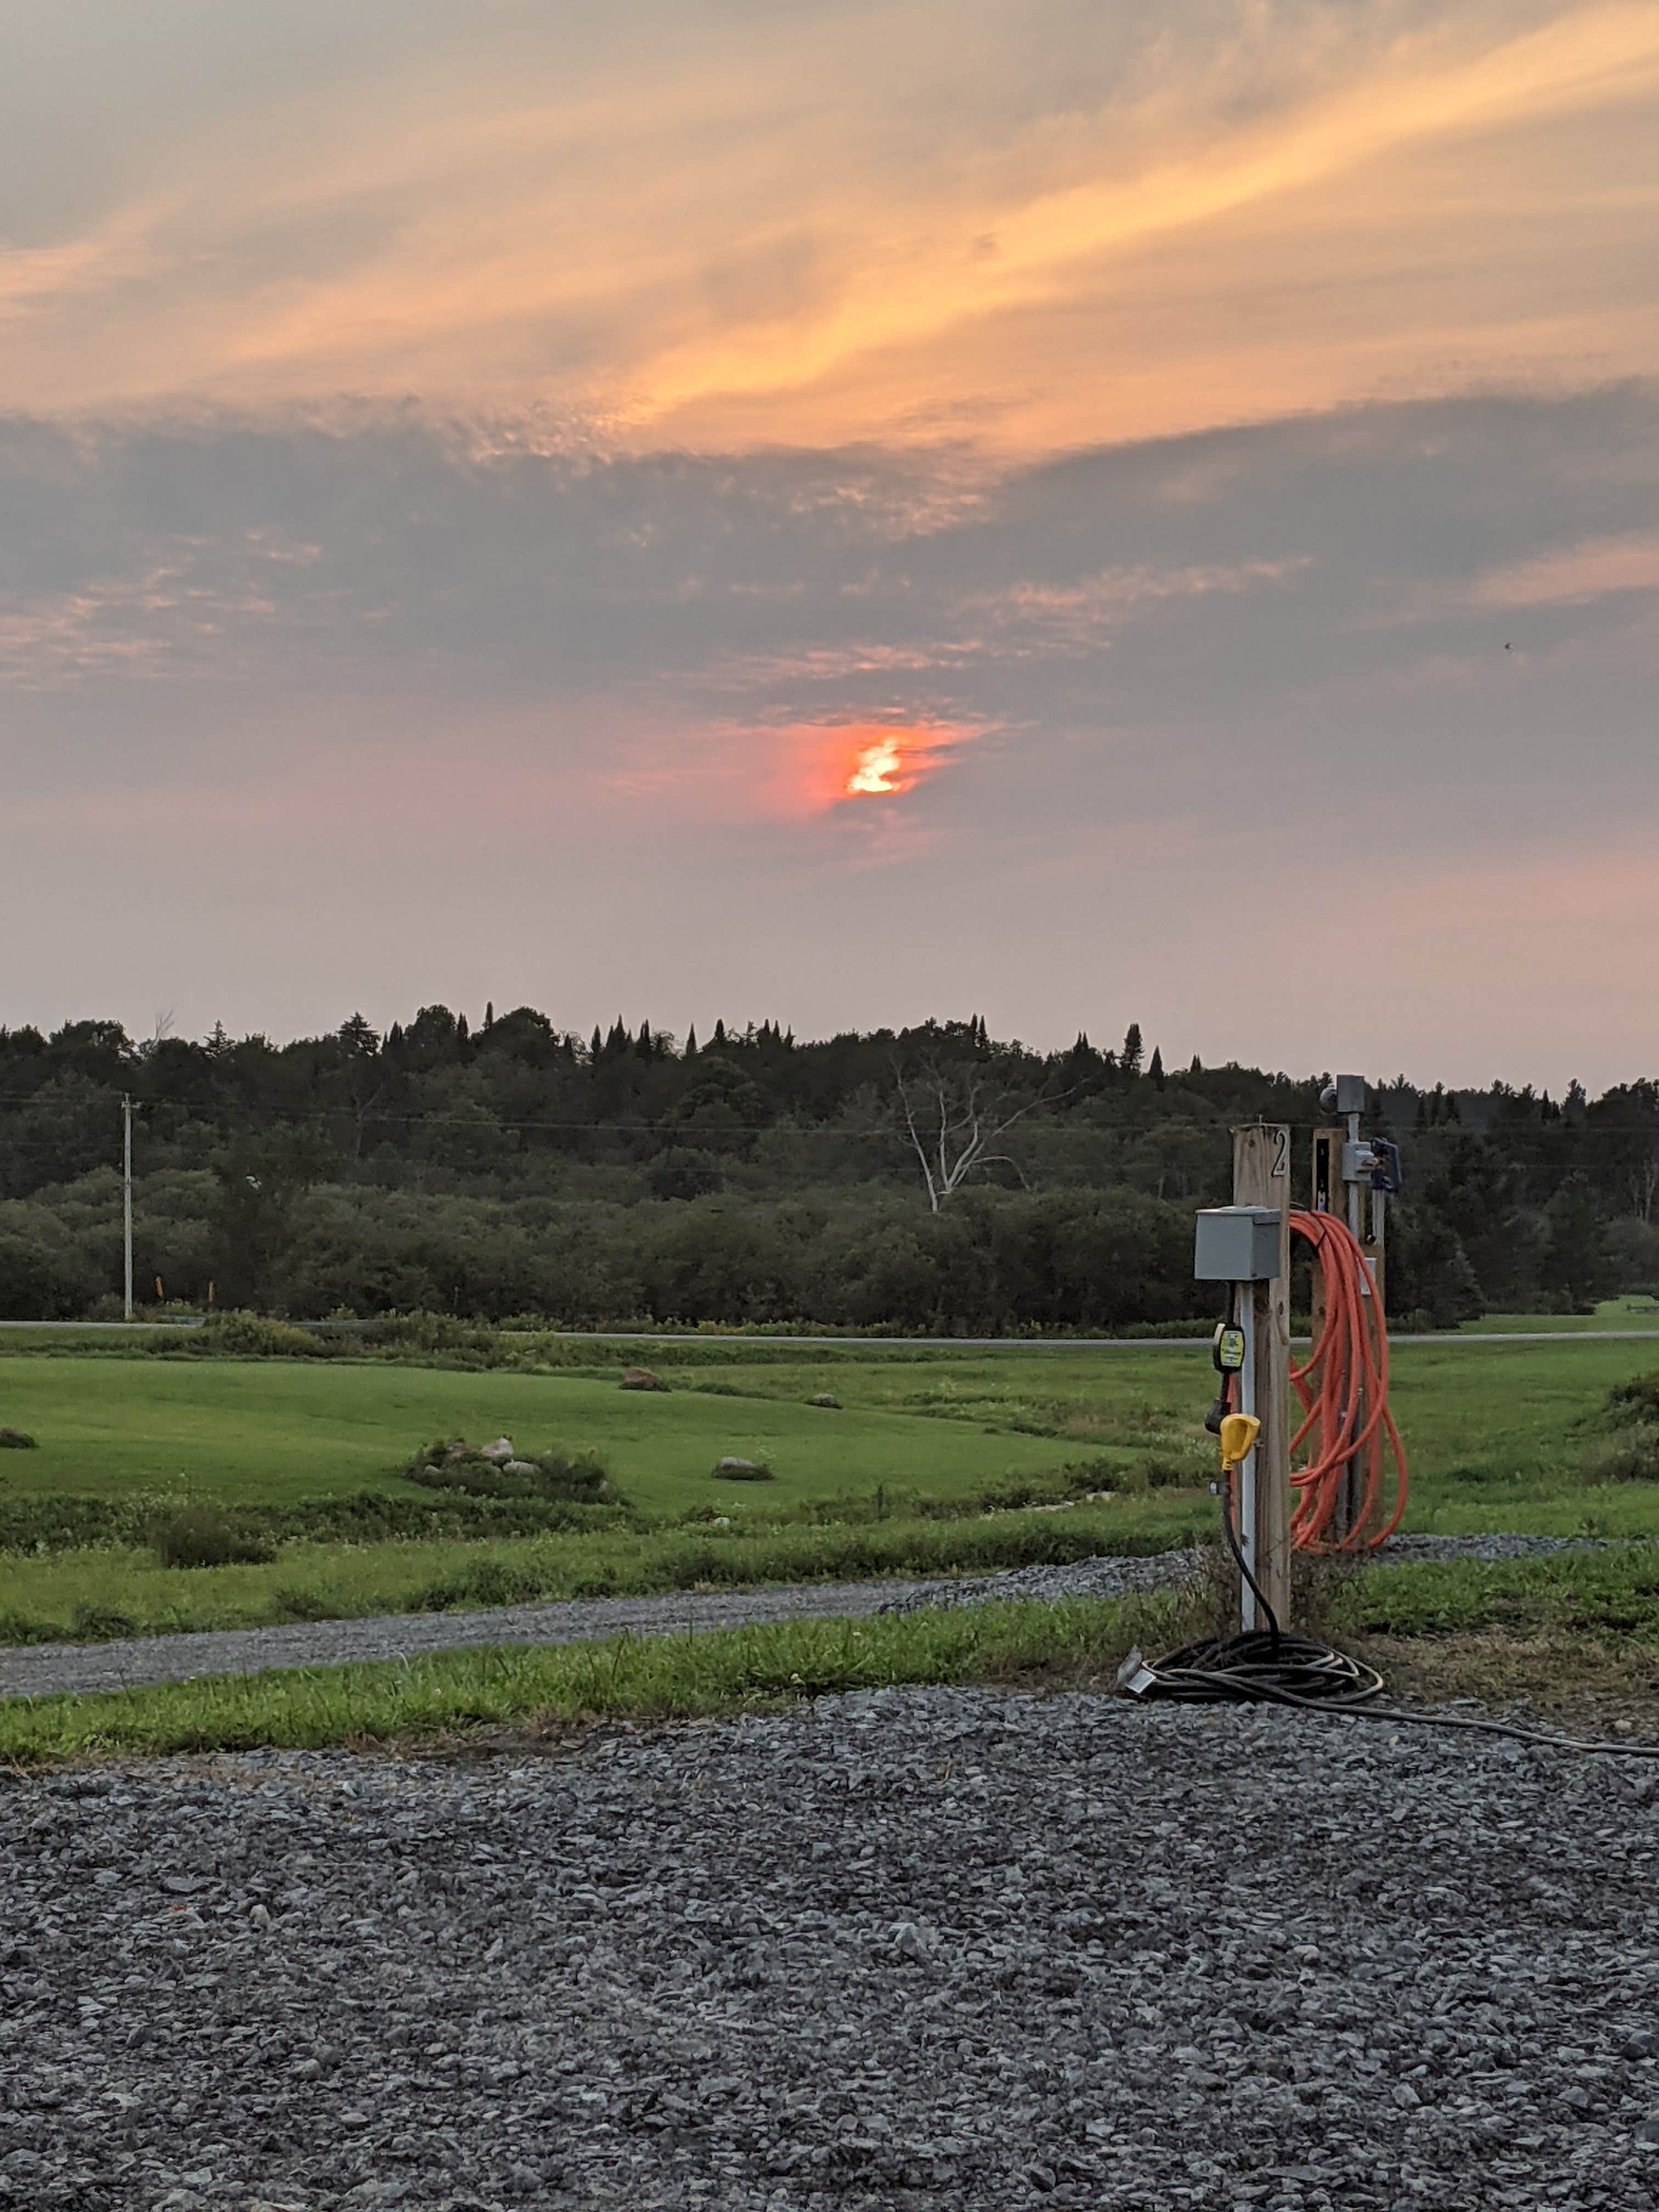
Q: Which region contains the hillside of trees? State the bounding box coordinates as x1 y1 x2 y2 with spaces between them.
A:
2 1007 1656 1330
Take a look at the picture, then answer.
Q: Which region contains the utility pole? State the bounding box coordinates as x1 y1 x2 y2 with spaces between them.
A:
122 1094 134 1322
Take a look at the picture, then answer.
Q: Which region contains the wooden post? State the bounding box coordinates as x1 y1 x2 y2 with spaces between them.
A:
1232 1124 1292 1629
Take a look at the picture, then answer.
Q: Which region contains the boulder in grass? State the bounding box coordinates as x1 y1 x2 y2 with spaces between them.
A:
714 1456 774 1481
809 1393 840 1410
0 1427 37 1449
479 1438 515 1464
620 1366 670 1392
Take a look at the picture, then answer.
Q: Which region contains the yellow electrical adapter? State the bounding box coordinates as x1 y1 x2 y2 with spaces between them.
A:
1217 1412 1261 1475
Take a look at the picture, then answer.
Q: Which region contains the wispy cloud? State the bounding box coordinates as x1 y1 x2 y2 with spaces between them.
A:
2 5 1655 458
1471 532 1659 606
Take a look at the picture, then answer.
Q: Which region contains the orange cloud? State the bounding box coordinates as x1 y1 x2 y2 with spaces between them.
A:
3 4 1657 462
761 721 981 816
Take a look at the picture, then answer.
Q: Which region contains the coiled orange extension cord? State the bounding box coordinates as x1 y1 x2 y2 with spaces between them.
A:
1287 1209 1408 1553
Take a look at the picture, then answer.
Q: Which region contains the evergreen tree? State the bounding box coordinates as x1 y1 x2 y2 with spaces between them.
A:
685 1024 698 1058
1148 1046 1165 1089
1121 1023 1144 1080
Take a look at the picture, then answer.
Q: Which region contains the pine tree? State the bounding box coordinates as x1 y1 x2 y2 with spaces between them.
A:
483 1001 495 1031
1189 1053 1202 1076
1148 1045 1165 1088
589 1025 602 1063
712 1018 727 1048
1121 1022 1144 1079
685 1024 698 1058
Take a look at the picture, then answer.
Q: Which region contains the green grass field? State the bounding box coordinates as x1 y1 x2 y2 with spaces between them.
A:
0 1330 1656 1650
0 1355 1103 1512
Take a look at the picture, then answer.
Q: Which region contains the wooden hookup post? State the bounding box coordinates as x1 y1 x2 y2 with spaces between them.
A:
1232 1124 1293 1631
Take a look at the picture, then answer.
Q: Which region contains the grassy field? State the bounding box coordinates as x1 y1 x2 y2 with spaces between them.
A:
0 1329 1655 1648
0 1355 1110 1513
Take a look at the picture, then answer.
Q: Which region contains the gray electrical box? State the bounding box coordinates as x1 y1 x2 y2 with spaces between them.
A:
1332 1073 1366 1115
1194 1205 1283 1283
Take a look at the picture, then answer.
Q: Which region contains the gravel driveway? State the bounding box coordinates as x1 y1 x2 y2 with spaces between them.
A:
2 1685 1655 2210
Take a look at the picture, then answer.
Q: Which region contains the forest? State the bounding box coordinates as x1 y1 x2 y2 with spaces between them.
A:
1 1007 1655 1330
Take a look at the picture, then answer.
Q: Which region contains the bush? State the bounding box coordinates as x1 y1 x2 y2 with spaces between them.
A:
0 1427 37 1449
401 1440 616 1504
153 1506 274 1568
184 1312 334 1359
1583 1425 1659 1484
1607 1372 1659 1427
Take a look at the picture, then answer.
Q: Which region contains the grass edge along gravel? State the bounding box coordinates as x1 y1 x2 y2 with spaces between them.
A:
0 1589 1212 1762
12 1546 1659 1761
0 1497 1208 1648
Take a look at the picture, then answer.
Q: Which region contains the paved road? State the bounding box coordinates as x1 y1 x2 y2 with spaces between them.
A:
2 1320 1656 1346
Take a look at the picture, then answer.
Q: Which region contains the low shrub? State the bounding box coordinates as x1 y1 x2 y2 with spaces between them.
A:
0 1427 37 1449
68 1604 139 1641
1583 1425 1659 1484
182 1312 334 1360
401 1440 616 1504
1607 1372 1659 1427
152 1507 274 1569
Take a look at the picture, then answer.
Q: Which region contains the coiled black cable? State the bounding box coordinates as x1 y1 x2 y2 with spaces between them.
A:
1125 1458 1659 1756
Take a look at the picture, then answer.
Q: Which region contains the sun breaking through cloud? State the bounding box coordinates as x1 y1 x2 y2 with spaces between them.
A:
845 735 905 795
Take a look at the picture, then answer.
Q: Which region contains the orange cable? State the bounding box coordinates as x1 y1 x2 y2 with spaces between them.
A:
1286 1209 1408 1553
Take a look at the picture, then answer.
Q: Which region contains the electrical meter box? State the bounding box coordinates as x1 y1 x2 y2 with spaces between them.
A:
1193 1206 1283 1283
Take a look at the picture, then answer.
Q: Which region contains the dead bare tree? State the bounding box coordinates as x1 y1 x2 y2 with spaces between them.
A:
893 1059 1053 1211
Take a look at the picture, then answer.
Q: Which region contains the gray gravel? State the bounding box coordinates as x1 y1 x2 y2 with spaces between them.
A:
0 1533 1629 1701
2 1686 1657 2210
878 1529 1622 1615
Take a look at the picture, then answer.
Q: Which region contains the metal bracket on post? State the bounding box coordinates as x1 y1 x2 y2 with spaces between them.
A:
1315 1077 1390 1544
1195 1136 1292 1633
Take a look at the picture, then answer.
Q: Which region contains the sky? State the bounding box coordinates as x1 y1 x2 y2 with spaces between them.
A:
3 0 1657 1090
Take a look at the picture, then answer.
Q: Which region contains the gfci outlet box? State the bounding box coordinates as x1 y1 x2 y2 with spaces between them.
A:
1193 1206 1283 1283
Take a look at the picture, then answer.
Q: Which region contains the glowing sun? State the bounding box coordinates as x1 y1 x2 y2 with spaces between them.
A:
845 735 905 795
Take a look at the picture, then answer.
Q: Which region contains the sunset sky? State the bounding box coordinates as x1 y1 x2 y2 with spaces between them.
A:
4 1 1657 1086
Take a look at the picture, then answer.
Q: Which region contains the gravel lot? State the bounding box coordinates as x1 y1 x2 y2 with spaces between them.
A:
0 1533 1618 1702
3 1685 1656 2212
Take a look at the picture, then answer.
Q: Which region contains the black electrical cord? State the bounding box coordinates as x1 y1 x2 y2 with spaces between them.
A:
1125 1449 1659 1757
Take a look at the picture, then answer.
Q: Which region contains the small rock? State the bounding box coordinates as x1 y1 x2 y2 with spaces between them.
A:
479 1438 515 1464
809 1394 840 1409
620 1366 669 1392
502 1460 539 1477
714 1457 774 1481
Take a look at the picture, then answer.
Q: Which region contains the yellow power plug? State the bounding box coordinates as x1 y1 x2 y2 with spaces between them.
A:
1217 1411 1261 1476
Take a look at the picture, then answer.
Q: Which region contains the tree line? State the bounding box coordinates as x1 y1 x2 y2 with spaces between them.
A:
0 1008 1654 1327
